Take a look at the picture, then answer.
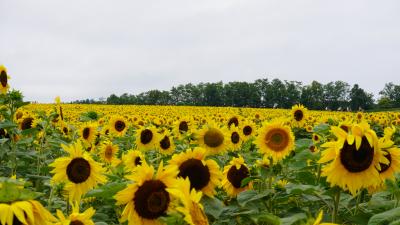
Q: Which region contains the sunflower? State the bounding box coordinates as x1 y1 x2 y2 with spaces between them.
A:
318 123 388 195
50 141 107 202
376 128 400 182
0 65 10 94
79 122 97 145
291 104 308 127
167 178 209 225
114 162 178 225
157 131 175 155
228 126 243 151
17 114 38 131
173 118 192 139
122 149 146 172
169 147 221 197
240 120 256 141
55 203 95 225
227 115 240 128
222 155 252 197
109 116 128 136
135 126 159 151
255 121 295 162
312 133 321 144
196 123 229 155
99 141 119 165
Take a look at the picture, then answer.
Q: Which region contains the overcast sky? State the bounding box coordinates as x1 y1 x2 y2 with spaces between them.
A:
1 0 400 102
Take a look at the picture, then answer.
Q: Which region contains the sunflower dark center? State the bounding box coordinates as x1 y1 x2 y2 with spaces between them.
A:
134 180 170 219
294 110 304 121
204 128 224 148
140 129 153 144
105 146 113 159
179 121 189 133
178 159 210 191
228 117 239 128
313 135 319 141
231 132 240 144
70 220 84 225
66 158 91 184
309 145 317 153
265 129 289 152
0 71 7 87
340 136 374 173
134 156 142 166
379 151 392 173
115 120 126 132
227 165 249 188
243 126 252 135
82 127 90 139
340 125 349 132
159 136 171 150
21 117 33 130
63 127 68 134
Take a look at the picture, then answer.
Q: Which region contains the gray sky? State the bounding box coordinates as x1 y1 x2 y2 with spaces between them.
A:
1 0 400 103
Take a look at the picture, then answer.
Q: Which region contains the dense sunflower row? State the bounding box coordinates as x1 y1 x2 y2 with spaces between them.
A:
1 66 400 225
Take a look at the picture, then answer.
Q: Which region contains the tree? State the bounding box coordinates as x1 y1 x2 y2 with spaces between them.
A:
349 84 374 110
379 82 400 107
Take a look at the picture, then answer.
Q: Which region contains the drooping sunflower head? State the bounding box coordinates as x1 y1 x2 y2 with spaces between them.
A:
115 162 178 225
222 155 252 197
79 122 97 145
50 141 107 202
0 178 57 225
0 65 10 94
291 104 308 127
319 123 388 195
122 149 145 172
255 121 295 162
196 123 228 155
135 126 159 151
169 147 222 197
99 141 119 164
108 116 128 136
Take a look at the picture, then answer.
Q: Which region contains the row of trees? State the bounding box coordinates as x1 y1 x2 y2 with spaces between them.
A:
73 79 400 111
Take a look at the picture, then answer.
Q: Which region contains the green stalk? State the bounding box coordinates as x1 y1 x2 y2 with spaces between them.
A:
332 190 341 223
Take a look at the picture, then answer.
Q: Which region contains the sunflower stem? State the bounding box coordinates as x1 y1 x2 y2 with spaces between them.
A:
332 189 341 223
316 163 322 185
354 190 362 215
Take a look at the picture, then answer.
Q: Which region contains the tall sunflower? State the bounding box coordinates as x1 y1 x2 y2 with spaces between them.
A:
17 114 38 131
135 126 159 151
255 121 295 162
291 104 308 127
108 116 128 137
114 162 178 225
318 123 388 195
55 203 96 225
196 123 228 155
167 178 209 225
240 120 256 141
169 147 221 197
50 141 107 202
0 65 10 94
222 155 252 197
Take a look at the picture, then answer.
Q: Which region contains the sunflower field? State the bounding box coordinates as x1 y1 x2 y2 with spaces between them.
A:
2 66 400 225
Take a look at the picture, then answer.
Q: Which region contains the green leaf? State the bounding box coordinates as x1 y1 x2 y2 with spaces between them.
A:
201 195 224 219
368 207 400 225
237 190 272 207
86 182 127 199
281 213 307 225
250 213 281 225
0 120 17 129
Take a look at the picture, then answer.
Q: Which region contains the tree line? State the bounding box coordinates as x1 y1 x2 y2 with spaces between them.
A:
72 79 400 111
